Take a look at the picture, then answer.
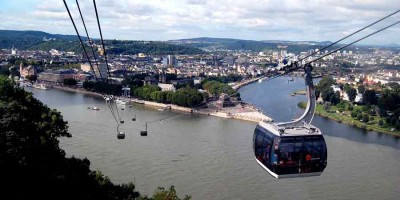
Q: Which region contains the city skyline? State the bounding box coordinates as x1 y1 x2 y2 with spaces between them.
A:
0 0 399 45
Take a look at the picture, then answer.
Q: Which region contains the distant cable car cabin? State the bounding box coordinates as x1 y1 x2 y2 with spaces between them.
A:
117 131 125 139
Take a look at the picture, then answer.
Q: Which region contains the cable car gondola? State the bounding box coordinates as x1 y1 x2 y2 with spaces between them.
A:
117 131 125 139
140 123 148 136
132 114 136 121
253 64 327 179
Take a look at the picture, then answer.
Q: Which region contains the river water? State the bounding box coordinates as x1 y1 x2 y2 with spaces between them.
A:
27 76 400 200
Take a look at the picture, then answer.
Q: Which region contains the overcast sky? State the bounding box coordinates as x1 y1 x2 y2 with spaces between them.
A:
0 0 399 44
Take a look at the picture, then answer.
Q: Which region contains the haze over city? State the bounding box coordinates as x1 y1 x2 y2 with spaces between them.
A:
0 0 399 45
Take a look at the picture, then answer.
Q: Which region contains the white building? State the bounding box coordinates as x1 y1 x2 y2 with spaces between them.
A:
158 83 176 92
81 63 109 80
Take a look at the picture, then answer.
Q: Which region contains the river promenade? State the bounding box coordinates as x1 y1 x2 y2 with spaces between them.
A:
51 85 272 123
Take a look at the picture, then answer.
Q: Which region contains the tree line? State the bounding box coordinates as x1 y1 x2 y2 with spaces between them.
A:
0 76 190 199
317 76 400 130
132 85 204 107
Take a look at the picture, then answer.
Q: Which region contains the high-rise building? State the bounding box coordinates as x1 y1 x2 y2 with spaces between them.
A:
162 57 168 66
11 46 17 55
159 69 167 83
224 56 235 66
167 55 176 66
94 63 109 80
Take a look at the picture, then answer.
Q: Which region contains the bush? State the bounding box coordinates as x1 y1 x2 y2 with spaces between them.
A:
348 105 354 111
396 120 400 130
378 120 384 127
370 116 375 121
362 114 369 123
386 117 391 124
357 113 363 120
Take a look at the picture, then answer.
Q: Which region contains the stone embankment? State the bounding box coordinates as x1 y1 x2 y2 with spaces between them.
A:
51 86 272 123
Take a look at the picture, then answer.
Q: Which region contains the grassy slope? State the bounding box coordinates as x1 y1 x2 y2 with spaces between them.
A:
298 102 400 136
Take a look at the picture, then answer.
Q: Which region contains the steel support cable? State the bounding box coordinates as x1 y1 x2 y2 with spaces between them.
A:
75 0 103 80
63 0 97 79
93 0 111 82
272 19 400 79
104 96 119 124
297 9 400 62
146 113 187 124
306 20 400 64
107 103 119 124
143 99 208 130
113 99 122 121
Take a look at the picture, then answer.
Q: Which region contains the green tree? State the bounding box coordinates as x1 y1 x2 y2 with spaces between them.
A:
362 114 369 123
329 91 340 105
150 186 191 200
357 113 363 121
26 74 38 82
346 87 357 102
63 78 77 86
0 76 189 200
363 90 377 105
0 76 139 199
396 120 400 130
378 119 384 126
0 66 11 76
316 76 335 92
358 85 365 94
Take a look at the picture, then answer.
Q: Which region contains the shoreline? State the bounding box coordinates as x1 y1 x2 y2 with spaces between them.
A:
297 102 400 137
51 85 272 123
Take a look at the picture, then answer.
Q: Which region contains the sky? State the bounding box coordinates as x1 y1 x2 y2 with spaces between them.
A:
0 0 399 45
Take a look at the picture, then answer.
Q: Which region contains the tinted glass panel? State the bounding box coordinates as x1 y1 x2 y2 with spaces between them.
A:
275 135 327 175
253 126 274 168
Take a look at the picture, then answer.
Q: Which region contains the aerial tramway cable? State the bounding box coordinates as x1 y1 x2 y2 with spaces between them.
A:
306 19 400 64
298 9 400 62
93 0 111 81
63 0 97 80
75 0 103 80
266 18 400 82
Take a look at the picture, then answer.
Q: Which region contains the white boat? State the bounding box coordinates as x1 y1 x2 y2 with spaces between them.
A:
33 83 50 90
115 99 128 105
258 79 263 83
92 107 100 110
158 106 170 111
87 106 100 110
22 82 33 87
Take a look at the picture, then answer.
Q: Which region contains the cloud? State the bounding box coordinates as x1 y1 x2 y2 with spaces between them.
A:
0 0 398 44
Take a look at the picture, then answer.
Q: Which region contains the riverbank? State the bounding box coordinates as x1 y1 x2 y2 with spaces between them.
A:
298 102 400 136
291 89 306 95
51 85 272 123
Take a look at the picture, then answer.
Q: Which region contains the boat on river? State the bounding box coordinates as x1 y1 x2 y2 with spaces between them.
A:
32 83 50 90
87 106 100 110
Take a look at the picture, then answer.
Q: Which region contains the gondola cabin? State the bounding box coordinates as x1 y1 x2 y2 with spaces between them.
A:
140 130 147 136
253 121 327 179
117 131 125 139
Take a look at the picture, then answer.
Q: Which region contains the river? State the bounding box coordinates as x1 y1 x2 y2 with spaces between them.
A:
26 76 400 200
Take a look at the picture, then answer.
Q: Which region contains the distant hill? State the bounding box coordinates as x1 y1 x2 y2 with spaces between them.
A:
0 30 204 55
0 30 87 50
169 37 338 53
0 30 85 41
